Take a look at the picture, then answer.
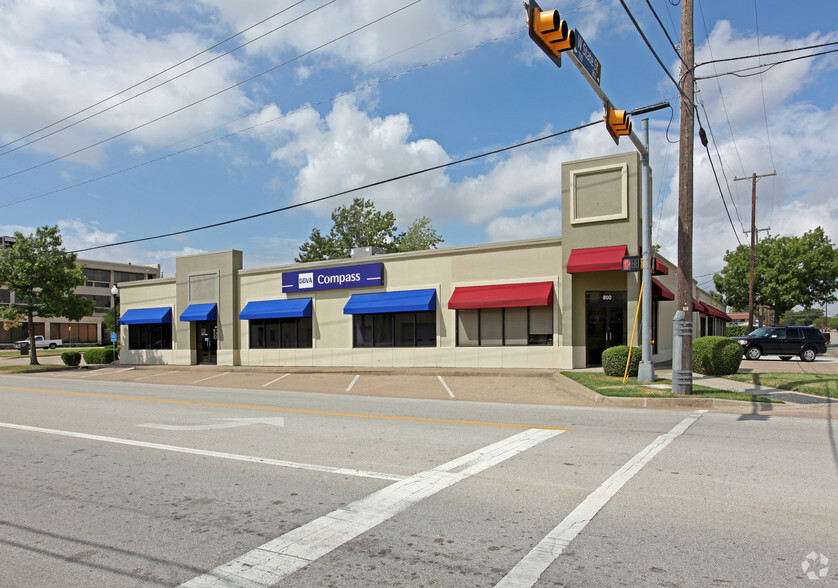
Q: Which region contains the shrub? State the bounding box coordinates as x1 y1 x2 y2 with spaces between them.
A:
726 324 750 337
84 347 115 364
103 345 120 360
693 336 743 376
601 345 641 377
61 350 82 367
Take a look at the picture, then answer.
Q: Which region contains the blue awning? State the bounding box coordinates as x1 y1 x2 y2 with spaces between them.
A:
239 298 312 320
119 307 172 325
344 289 437 314
179 303 218 322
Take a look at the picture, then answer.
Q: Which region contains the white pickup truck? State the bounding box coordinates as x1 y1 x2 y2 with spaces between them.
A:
14 335 63 350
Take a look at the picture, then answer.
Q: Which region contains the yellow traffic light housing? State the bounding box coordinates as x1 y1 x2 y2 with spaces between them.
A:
527 2 575 66
605 106 631 144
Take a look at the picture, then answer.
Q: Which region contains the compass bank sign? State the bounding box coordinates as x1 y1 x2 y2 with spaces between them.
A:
282 263 383 293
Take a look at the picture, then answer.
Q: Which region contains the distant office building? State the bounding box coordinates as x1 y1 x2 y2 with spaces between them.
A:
0 255 160 347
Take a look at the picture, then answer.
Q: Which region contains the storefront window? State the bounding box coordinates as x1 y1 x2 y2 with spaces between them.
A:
128 324 172 350
248 318 312 349
353 311 436 348
456 307 553 346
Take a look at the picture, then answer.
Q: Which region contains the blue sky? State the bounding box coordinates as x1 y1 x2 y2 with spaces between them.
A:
1 0 836 293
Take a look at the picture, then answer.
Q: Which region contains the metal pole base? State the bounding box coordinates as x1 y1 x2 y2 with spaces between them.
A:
637 361 655 383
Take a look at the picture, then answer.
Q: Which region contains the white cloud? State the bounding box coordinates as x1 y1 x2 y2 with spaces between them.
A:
0 0 252 164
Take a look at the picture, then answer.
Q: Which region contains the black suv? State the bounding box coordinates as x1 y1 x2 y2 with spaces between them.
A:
731 326 828 362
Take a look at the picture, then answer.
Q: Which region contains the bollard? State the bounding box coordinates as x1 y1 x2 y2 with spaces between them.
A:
671 310 692 393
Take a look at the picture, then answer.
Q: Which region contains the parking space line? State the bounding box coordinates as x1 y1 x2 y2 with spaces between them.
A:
0 421 403 481
263 374 290 387
181 427 565 587
346 374 360 392
494 410 707 588
191 372 229 384
134 370 178 381
438 375 455 398
80 367 135 378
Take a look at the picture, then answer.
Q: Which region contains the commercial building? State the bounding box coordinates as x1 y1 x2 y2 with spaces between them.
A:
118 152 729 369
0 257 160 347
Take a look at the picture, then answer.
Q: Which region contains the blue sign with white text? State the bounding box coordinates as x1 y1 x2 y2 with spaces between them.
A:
282 263 383 293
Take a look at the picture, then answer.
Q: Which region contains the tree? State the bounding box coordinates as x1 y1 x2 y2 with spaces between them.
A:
296 198 443 262
713 227 838 321
0 226 95 365
394 216 443 253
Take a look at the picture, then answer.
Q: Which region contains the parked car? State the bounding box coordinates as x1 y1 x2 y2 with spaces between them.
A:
731 326 827 362
14 335 63 350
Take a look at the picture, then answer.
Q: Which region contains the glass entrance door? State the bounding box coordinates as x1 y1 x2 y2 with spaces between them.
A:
585 291 627 367
195 321 217 365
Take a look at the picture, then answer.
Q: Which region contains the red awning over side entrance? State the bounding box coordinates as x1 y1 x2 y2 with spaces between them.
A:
448 281 554 309
651 278 675 301
566 245 628 273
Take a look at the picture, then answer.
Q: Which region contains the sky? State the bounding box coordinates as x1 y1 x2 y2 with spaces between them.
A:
1 0 836 295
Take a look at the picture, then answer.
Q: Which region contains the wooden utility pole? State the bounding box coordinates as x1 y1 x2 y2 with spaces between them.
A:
735 171 776 331
675 0 694 395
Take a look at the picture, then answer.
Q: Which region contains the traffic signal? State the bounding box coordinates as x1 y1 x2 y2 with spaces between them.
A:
604 106 631 144
527 2 575 65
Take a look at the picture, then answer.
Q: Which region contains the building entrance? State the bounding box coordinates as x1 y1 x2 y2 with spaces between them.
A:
195 321 217 365
585 291 627 367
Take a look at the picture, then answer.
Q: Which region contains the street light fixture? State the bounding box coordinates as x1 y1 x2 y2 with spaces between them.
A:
111 284 119 360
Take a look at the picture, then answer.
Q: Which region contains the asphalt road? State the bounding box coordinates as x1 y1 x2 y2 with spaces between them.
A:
1 373 836 587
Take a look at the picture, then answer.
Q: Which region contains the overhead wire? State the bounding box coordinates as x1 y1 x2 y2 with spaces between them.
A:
695 47 838 79
696 0 745 177
0 0 309 153
0 0 422 182
70 120 603 253
753 0 777 229
617 0 692 105
0 6 526 209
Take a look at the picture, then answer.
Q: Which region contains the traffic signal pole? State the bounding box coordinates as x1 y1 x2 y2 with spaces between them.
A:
525 1 656 381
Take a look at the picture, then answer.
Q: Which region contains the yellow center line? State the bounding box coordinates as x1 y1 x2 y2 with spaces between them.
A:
0 385 571 431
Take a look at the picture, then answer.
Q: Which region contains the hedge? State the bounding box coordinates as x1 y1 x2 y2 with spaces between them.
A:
693 336 743 376
83 347 115 365
602 345 641 377
61 350 82 367
726 324 750 337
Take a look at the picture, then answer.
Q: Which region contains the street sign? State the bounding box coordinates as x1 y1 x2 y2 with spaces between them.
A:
572 30 601 86
111 333 117 343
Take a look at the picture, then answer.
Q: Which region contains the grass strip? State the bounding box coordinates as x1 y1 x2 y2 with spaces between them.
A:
725 373 838 399
564 371 779 403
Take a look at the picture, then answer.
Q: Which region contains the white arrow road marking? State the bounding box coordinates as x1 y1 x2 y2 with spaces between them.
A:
181 427 564 587
138 417 285 431
494 410 707 588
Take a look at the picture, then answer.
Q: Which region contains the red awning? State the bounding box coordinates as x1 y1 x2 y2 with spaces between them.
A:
705 305 731 320
692 299 708 314
651 278 674 301
652 257 669 275
448 281 554 309
566 245 628 273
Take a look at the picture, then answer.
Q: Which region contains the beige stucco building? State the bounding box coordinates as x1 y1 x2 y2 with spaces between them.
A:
117 152 729 369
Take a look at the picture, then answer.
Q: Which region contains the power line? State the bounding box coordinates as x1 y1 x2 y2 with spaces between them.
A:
695 40 838 68
617 0 692 105
0 0 422 183
695 48 838 80
1 23 527 209
0 0 309 153
695 109 742 246
696 0 745 177
70 120 601 253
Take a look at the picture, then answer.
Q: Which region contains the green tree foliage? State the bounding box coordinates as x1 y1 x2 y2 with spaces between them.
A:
0 226 95 365
296 198 443 262
779 308 824 326
394 216 444 253
713 227 838 321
